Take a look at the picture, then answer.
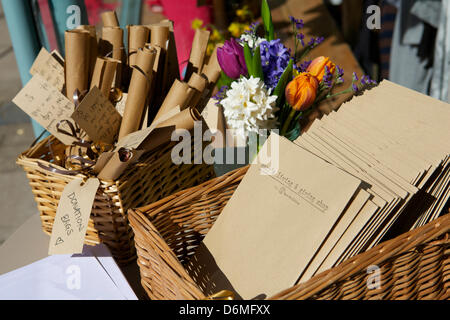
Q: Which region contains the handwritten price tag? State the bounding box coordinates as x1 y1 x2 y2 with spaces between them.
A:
12 74 76 145
71 86 122 144
48 178 100 255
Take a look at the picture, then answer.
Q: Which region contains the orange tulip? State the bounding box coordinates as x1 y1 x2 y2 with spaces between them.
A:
285 72 319 111
306 56 336 81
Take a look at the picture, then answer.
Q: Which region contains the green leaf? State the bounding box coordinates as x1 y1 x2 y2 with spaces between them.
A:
273 59 293 107
261 0 275 41
252 45 264 80
243 43 254 77
216 71 234 89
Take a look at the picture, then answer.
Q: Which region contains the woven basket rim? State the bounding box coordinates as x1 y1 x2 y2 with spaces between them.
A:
132 165 250 217
269 211 450 300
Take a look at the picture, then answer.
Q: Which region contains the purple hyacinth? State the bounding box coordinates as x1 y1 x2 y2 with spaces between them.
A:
213 85 229 105
259 39 291 89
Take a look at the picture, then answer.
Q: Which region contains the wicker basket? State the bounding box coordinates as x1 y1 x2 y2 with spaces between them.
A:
128 165 449 300
17 135 214 265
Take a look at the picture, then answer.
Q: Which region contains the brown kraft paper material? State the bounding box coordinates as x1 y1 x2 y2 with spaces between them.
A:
64 29 90 101
127 25 150 67
97 148 145 181
186 72 207 108
185 29 210 80
151 79 194 124
76 25 98 80
156 106 201 131
101 11 119 27
118 46 157 139
90 57 119 99
100 26 125 88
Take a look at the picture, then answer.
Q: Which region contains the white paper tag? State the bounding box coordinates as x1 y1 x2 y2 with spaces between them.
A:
49 178 100 255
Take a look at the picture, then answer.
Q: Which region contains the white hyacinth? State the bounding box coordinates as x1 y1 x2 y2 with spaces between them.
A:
221 76 278 140
239 33 266 49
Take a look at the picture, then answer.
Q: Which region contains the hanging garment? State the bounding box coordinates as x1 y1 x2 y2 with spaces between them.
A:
430 0 450 102
389 0 441 94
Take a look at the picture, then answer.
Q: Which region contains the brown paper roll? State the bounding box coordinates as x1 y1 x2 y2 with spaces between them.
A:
127 25 150 67
185 29 210 80
202 44 222 87
152 80 194 124
156 107 201 131
118 46 157 139
187 72 207 107
150 25 169 48
100 27 125 88
76 25 98 81
97 148 144 181
101 11 119 27
160 20 180 95
65 29 90 101
100 27 124 60
90 57 119 99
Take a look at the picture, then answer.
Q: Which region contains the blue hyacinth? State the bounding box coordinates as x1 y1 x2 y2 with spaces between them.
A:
259 39 291 89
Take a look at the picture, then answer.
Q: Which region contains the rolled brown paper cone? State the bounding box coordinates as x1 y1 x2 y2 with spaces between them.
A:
188 72 207 92
201 44 222 88
185 29 210 79
65 29 90 101
213 104 227 149
159 20 180 95
90 57 119 99
118 46 156 139
97 148 144 181
76 25 98 81
101 11 119 27
100 27 124 87
100 27 124 60
150 25 169 48
127 25 150 67
186 72 207 107
152 79 193 123
156 106 201 131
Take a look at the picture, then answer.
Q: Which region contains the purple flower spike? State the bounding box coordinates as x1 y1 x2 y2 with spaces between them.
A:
336 65 344 77
352 83 359 92
297 33 305 46
352 72 358 81
217 39 248 79
260 39 291 88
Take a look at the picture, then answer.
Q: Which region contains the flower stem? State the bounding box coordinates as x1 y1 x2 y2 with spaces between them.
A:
281 108 297 136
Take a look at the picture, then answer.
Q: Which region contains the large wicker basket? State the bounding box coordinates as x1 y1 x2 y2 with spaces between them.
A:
17 135 214 265
128 166 449 300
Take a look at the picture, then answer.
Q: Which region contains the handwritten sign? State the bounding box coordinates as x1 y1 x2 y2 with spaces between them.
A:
12 74 76 145
29 48 65 92
71 86 122 144
49 178 100 255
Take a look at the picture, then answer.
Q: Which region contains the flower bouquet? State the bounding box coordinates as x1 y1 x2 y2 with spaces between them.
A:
213 0 376 147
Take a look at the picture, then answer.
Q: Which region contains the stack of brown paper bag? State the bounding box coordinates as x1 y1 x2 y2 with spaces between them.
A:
192 80 449 300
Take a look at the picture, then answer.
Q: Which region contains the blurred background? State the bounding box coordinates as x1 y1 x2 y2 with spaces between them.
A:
0 0 449 245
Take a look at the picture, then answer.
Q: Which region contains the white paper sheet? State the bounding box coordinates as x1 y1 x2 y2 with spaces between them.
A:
0 244 137 300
